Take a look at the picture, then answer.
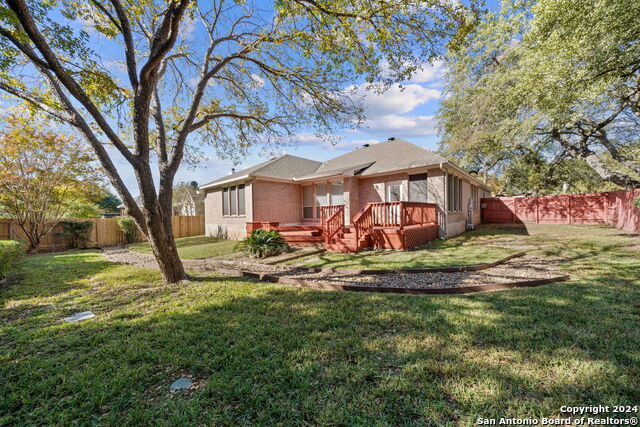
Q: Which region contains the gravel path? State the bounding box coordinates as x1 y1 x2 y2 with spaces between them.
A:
101 247 566 290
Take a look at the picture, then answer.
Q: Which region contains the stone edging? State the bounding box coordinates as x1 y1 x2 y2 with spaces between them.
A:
201 265 571 295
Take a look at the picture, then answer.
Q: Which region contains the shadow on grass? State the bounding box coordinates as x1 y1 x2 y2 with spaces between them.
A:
0 251 112 304
1 250 639 424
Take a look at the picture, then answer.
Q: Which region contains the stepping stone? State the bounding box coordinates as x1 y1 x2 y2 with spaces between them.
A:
170 377 193 392
63 311 96 323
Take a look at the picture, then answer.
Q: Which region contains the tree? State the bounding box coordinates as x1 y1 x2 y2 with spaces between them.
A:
438 0 640 191
0 0 477 282
0 114 102 251
97 192 122 214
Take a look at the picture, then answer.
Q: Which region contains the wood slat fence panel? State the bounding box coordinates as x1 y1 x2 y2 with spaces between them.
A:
481 190 640 234
0 215 205 250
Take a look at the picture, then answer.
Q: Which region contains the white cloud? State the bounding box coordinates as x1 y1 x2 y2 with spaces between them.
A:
103 59 127 74
179 15 197 40
350 83 441 118
408 60 446 84
250 73 265 88
362 114 438 137
291 132 379 150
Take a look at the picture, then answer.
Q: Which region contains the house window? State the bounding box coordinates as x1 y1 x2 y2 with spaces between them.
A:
303 185 314 219
386 180 404 202
330 181 344 206
238 184 245 215
448 174 463 212
409 173 428 202
471 185 478 211
315 183 328 218
222 184 246 216
302 181 343 219
222 187 229 216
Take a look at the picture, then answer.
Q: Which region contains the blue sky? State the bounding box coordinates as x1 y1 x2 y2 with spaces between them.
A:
8 1 499 197
168 61 447 189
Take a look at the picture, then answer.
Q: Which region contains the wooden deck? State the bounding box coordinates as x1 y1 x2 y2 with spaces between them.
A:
249 202 439 252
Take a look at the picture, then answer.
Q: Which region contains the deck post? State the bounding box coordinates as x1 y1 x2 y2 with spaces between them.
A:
399 202 405 231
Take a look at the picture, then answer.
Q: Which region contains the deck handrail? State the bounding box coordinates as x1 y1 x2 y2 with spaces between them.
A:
321 205 345 244
359 201 438 233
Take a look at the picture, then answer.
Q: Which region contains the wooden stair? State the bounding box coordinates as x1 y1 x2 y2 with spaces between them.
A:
276 225 324 246
325 226 372 252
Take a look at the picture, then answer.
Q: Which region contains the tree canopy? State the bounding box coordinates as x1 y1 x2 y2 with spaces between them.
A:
438 0 640 193
0 113 102 250
0 0 479 281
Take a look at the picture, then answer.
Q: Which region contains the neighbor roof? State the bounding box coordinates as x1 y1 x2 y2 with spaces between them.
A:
199 154 321 189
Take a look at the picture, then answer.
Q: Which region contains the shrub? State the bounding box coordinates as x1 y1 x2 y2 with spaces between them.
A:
238 229 289 258
0 240 27 279
117 218 139 244
633 196 640 208
57 220 94 248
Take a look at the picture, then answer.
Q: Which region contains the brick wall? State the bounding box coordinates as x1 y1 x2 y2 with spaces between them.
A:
252 179 303 224
203 181 252 240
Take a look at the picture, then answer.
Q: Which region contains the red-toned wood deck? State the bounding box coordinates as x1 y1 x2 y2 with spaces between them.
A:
247 202 439 252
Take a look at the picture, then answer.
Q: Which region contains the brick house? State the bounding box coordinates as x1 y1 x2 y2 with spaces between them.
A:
200 138 492 252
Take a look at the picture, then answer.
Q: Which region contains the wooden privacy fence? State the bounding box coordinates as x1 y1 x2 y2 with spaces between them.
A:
0 215 205 251
481 189 640 234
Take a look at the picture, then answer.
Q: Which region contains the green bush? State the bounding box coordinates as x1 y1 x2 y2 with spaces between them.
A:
238 229 289 258
633 196 640 208
57 220 94 248
0 240 27 279
117 218 139 244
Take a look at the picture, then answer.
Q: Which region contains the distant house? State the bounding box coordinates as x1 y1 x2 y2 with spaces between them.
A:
118 183 205 217
199 138 492 251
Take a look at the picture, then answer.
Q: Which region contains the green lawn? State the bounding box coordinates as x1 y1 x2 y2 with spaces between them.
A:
128 235 239 259
1 225 639 425
289 226 525 269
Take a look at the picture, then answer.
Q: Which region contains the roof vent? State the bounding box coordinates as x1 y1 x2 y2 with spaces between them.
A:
228 168 235 175
388 137 395 141
363 143 370 148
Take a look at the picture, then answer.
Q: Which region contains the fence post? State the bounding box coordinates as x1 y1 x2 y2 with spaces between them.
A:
568 195 572 225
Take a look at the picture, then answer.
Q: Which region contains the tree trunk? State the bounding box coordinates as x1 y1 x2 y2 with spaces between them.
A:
584 153 640 189
144 214 186 283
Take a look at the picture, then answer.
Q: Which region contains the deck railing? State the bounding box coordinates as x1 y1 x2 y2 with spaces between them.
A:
354 202 438 241
320 205 345 244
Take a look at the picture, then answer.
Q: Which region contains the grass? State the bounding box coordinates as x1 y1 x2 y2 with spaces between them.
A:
288 226 525 269
1 224 639 425
128 235 239 259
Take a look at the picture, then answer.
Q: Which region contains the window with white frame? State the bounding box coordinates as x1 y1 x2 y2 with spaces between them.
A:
222 184 245 216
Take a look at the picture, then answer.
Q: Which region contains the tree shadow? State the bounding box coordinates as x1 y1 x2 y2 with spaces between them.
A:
2 264 639 425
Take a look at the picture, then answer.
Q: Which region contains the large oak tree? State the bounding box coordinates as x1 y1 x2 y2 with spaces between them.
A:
438 0 640 192
0 0 476 282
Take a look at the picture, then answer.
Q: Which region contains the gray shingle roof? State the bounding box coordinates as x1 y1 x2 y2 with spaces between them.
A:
200 154 321 189
296 138 448 180
199 139 490 190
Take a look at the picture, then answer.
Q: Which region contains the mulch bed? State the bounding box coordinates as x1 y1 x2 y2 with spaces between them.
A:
101 247 570 295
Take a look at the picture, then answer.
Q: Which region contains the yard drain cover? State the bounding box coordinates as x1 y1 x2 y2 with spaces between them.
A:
63 311 96 323
170 377 193 392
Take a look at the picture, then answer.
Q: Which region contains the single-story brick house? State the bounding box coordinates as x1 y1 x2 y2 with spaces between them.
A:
200 138 492 252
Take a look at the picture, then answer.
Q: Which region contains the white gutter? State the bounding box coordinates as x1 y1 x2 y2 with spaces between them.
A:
199 174 250 190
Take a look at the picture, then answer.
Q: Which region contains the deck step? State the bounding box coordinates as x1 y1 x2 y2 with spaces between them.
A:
278 230 322 237
276 225 322 232
282 236 324 245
